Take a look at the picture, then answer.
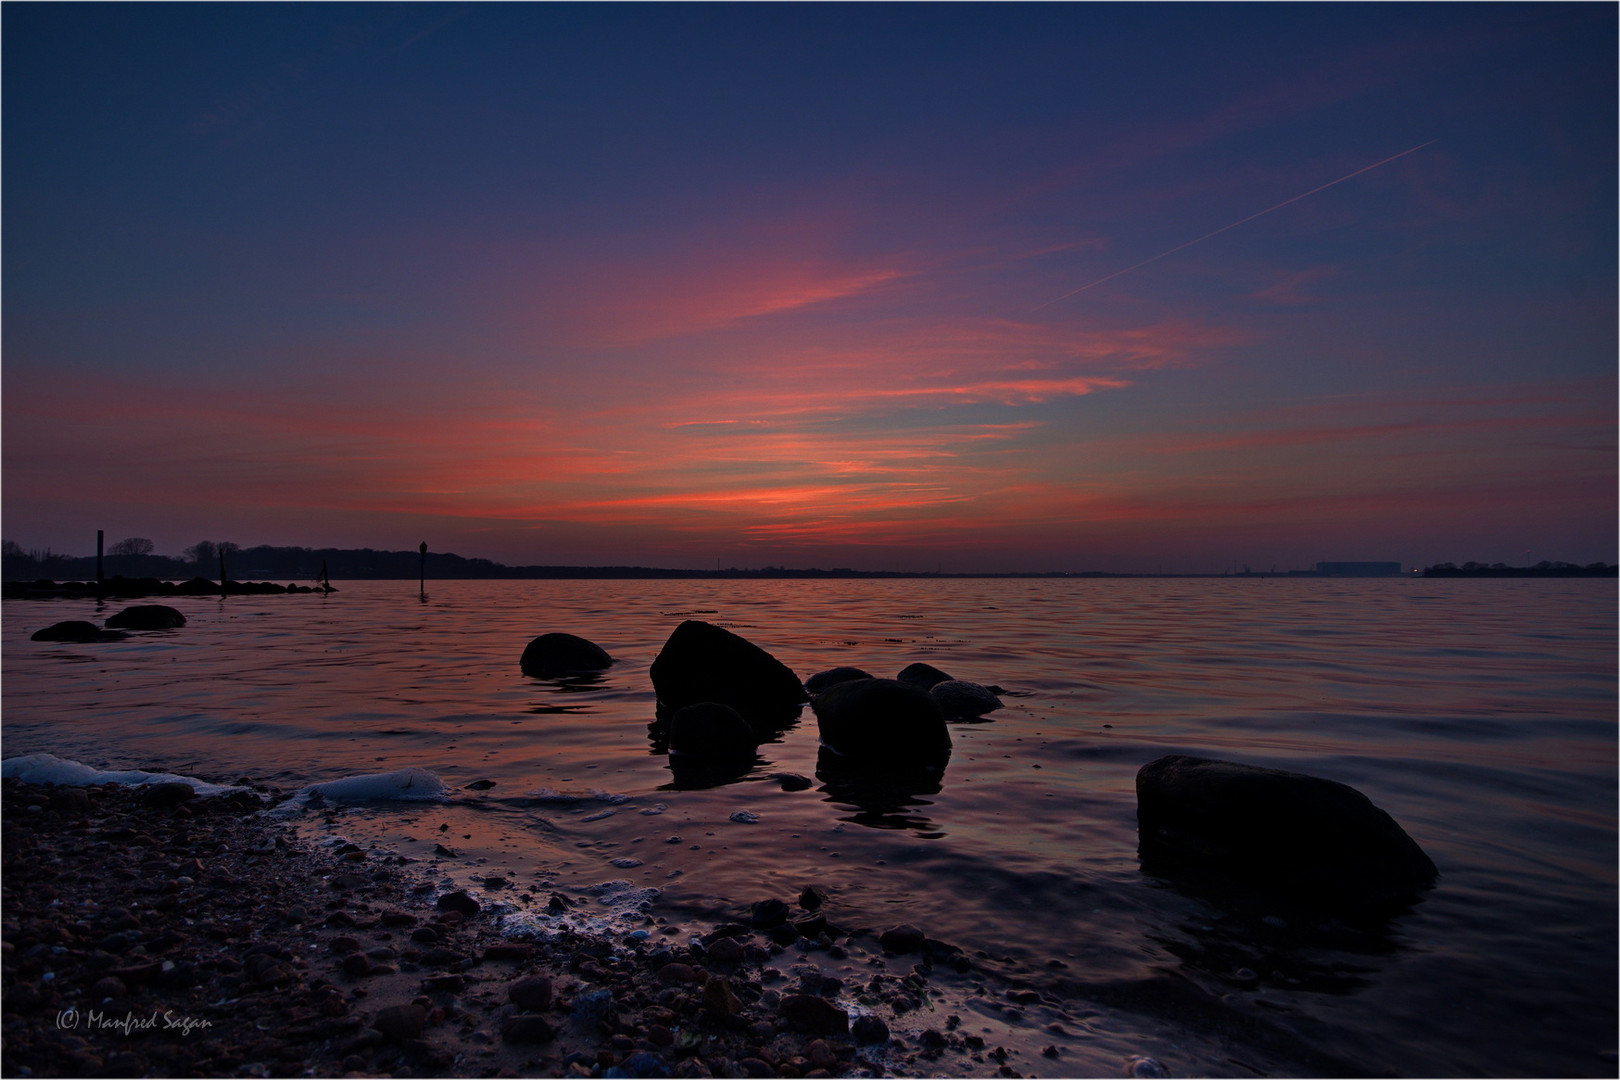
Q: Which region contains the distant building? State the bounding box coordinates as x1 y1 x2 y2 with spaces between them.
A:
1315 561 1402 576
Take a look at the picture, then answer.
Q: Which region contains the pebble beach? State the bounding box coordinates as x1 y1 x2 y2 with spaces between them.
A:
1 775 1122 1080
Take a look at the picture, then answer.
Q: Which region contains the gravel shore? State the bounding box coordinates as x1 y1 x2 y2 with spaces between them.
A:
1 778 1053 1079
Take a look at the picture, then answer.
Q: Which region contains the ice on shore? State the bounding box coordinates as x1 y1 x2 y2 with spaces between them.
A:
0 752 245 797
268 767 450 815
308 767 447 802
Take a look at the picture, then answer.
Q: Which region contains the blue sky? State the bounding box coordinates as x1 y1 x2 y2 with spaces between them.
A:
5 3 1614 571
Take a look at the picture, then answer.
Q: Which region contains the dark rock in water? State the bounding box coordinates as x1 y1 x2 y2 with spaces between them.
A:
31 620 127 643
930 679 1002 718
520 632 613 677
1136 754 1439 918
778 993 849 1036
896 662 952 690
650 620 806 727
813 678 949 761
104 604 186 630
805 666 874 695
798 885 829 910
668 702 757 759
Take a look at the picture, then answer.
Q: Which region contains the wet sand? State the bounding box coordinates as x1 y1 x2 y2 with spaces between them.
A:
1 778 1073 1079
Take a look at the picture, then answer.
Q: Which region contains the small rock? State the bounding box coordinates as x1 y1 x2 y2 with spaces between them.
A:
852 1014 889 1044
339 954 372 977
657 962 699 986
436 889 480 917
1126 1056 1169 1078
701 976 743 1018
503 1013 557 1043
879 925 926 954
750 898 790 927
706 938 745 965
806 1041 838 1070
779 994 848 1036
372 1003 427 1042
509 973 553 1011
329 936 361 955
798 885 829 910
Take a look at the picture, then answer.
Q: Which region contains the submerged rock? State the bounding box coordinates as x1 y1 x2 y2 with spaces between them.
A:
104 604 186 630
812 678 950 762
1136 754 1439 918
804 666 874 695
649 620 806 727
520 632 613 678
896 662 953 690
930 679 1001 718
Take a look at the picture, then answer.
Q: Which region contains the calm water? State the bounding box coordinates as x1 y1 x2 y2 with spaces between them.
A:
4 578 1615 1077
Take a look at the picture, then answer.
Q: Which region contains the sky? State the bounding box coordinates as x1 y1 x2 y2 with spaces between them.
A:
4 3 1614 574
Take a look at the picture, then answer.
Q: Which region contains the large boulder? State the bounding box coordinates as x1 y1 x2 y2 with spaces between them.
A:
649 620 806 728
812 678 950 762
104 604 186 630
1136 755 1439 918
520 632 613 678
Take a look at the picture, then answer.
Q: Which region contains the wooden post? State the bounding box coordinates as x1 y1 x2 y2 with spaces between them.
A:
419 541 428 599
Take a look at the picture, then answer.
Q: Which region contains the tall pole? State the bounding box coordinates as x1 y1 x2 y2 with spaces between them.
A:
419 541 427 600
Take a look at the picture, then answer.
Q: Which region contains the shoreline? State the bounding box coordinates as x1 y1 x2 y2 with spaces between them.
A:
2 777 1107 1080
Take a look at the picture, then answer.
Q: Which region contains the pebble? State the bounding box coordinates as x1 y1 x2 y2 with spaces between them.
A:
778 994 849 1036
372 1003 427 1042
509 973 553 1011
437 890 481 917
502 1013 557 1043
1127 1055 1170 1078
879 925 927 954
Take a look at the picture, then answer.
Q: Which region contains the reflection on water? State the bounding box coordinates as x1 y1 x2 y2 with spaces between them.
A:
815 745 949 834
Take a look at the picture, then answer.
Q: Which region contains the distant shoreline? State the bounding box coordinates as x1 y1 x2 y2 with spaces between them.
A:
3 566 1613 600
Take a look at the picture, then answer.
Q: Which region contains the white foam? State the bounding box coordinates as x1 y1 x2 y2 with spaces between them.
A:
0 753 245 797
495 879 661 942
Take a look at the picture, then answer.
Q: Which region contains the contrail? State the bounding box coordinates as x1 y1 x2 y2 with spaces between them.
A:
1034 140 1438 310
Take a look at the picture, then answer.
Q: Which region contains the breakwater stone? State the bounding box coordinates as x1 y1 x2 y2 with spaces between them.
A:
520 632 613 678
812 678 950 761
1136 754 1439 918
649 620 806 727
